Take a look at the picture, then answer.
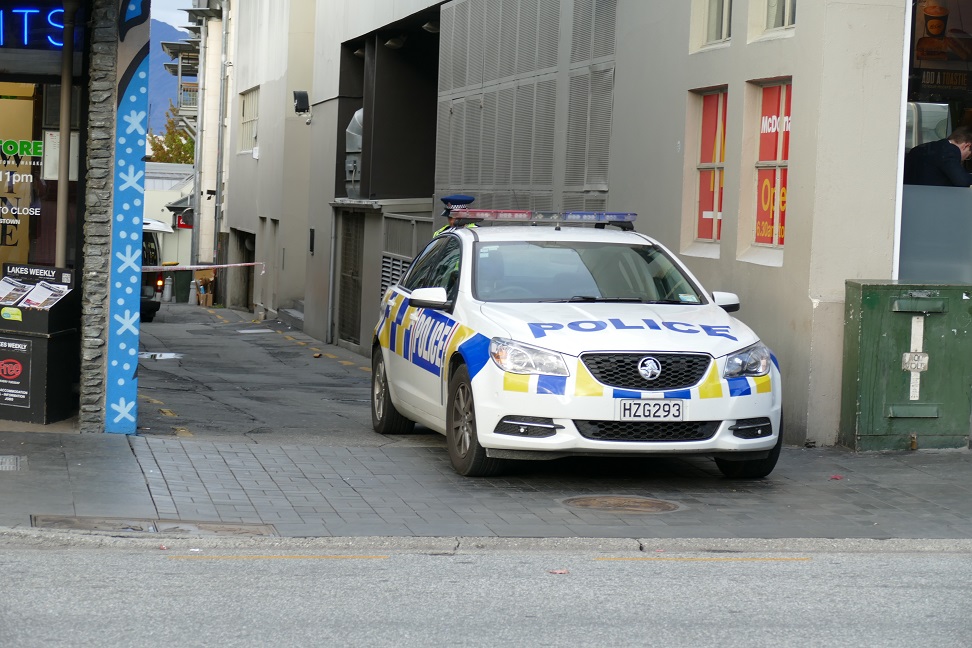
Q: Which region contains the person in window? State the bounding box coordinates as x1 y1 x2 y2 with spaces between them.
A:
904 126 972 186
433 194 478 236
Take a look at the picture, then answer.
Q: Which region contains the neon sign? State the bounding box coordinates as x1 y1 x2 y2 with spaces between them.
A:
0 6 69 49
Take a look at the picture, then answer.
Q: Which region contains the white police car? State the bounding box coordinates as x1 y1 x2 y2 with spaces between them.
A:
371 210 782 478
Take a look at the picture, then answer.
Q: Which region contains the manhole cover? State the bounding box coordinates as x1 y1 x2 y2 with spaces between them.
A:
563 495 679 513
0 456 26 471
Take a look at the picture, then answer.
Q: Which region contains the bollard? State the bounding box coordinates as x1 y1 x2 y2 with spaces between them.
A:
162 275 173 302
188 279 198 305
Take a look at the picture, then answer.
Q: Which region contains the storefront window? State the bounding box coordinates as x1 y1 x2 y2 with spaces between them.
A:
0 82 80 267
754 82 791 248
696 89 728 242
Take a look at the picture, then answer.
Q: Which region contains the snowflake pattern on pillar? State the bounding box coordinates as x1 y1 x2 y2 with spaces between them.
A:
106 1 151 434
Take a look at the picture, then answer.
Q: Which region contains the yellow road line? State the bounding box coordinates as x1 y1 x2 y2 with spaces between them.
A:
284 335 295 341
140 396 164 404
168 555 389 560
324 353 337 359
159 409 177 417
595 557 811 562
359 367 371 372
295 341 306 346
174 427 193 438
310 347 320 352
339 360 355 366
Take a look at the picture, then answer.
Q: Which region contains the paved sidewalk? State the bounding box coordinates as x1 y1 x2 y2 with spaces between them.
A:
3 428 972 539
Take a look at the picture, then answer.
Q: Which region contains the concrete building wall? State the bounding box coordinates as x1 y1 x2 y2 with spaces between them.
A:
225 0 315 316
195 10 225 264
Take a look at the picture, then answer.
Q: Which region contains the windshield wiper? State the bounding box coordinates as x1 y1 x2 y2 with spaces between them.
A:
540 296 646 303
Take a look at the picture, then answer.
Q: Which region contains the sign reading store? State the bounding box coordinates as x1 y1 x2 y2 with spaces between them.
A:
0 3 80 50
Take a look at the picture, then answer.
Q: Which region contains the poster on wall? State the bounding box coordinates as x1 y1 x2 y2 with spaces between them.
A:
0 87 40 267
913 0 972 94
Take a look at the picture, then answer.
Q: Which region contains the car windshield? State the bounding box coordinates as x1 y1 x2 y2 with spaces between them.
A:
473 240 705 304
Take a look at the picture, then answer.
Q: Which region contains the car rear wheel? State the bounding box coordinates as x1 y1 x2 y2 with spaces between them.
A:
715 420 783 479
371 347 414 435
447 365 503 477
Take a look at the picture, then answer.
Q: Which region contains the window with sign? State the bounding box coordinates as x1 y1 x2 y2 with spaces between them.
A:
696 90 728 242
706 0 732 44
767 0 796 30
754 83 791 248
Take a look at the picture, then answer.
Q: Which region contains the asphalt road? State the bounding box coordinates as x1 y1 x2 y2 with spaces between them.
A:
1 540 969 648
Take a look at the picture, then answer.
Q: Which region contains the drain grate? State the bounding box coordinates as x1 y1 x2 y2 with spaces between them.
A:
31 515 277 536
563 495 679 513
0 456 26 471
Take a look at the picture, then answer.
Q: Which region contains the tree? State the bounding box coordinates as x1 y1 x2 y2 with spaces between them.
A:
148 100 194 164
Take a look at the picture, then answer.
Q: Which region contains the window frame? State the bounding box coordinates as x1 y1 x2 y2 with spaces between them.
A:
753 82 791 249
705 0 732 44
695 89 729 243
766 0 796 31
239 87 260 152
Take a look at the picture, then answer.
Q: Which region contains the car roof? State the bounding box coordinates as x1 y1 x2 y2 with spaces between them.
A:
452 224 659 245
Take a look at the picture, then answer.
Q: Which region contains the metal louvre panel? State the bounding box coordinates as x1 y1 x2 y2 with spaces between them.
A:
592 0 617 59
435 100 452 187
587 67 614 187
449 100 465 187
483 0 501 82
584 194 607 211
517 0 539 76
538 0 561 70
495 87 515 185
565 72 590 187
493 192 511 209
499 0 518 79
533 78 556 186
575 420 720 442
464 95 482 186
439 4 454 93
467 0 486 88
452 1 469 90
380 254 409 298
480 90 498 186
338 216 364 345
478 192 494 208
562 192 585 210
383 218 414 256
571 0 594 64
533 192 553 210
581 353 713 391
513 84 535 185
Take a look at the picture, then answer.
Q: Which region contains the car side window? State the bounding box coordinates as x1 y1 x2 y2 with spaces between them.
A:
401 237 451 291
424 238 461 299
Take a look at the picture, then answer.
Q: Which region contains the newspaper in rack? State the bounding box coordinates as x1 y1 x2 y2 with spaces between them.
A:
20 281 70 310
0 276 32 307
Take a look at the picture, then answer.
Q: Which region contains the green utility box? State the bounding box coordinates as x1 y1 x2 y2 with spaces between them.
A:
840 281 972 451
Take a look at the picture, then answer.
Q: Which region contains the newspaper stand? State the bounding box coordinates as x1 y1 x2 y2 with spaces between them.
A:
0 264 80 424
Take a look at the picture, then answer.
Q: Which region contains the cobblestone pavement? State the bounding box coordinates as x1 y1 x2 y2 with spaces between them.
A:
2 302 971 539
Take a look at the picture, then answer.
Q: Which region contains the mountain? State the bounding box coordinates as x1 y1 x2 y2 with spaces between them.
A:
149 19 194 135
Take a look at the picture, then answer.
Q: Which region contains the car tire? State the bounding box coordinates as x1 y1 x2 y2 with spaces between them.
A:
715 420 783 479
142 312 155 323
446 364 504 477
371 347 415 435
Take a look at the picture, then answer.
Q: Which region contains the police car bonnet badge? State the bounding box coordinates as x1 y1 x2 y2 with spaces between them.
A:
638 357 662 381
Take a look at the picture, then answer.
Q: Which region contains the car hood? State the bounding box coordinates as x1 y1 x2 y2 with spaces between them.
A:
478 301 759 358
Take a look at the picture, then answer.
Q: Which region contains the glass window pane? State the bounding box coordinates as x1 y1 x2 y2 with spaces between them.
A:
767 0 784 29
706 0 724 42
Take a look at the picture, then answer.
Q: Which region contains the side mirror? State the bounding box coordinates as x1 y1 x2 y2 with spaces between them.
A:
711 291 740 313
409 286 450 310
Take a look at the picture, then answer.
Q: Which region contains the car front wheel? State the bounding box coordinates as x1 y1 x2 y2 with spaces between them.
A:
371 347 414 435
446 364 503 477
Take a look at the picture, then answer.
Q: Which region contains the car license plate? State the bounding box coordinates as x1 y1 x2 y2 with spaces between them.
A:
618 399 683 421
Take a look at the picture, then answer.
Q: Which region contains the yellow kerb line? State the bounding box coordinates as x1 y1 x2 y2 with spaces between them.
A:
595 557 811 562
168 555 389 560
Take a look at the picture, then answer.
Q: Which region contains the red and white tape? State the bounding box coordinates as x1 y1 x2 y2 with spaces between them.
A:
141 262 266 274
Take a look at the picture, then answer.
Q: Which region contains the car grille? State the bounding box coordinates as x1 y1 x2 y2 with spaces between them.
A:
581 353 712 391
575 420 720 442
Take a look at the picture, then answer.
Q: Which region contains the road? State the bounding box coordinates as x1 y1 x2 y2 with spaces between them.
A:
1 541 969 647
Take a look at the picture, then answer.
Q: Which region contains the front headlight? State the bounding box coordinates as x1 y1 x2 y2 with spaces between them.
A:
489 338 568 376
724 342 771 378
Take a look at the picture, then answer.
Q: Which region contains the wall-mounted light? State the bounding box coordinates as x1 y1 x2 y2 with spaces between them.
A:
421 21 439 33
384 34 407 49
353 47 365 58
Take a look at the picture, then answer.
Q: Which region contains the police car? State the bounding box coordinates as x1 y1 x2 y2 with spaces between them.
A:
371 210 782 478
